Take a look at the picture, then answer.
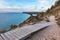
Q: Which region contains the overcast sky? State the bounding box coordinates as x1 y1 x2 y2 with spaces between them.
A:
0 0 57 12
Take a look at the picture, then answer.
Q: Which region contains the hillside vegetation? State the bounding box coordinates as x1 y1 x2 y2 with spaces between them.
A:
19 0 60 26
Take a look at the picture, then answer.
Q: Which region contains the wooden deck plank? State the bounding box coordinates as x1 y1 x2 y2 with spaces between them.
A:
0 36 3 40
1 34 9 40
4 32 15 40
12 30 26 39
1 32 17 40
5 32 18 40
8 30 23 39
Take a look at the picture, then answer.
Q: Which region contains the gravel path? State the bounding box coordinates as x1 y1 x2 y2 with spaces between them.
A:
26 22 60 40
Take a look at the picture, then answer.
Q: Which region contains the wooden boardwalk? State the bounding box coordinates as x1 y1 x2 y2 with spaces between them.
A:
0 22 54 40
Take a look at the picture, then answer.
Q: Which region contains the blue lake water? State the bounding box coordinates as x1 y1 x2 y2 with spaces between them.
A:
0 12 30 30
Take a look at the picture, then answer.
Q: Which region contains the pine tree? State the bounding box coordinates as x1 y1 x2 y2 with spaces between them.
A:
55 0 60 6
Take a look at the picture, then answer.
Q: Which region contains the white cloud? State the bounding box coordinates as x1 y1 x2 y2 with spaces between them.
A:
0 0 10 8
37 0 51 10
0 0 57 12
0 0 20 12
20 0 53 12
0 0 19 9
19 0 57 12
35 0 57 12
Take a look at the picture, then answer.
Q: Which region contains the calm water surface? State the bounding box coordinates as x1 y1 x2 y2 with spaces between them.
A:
0 12 30 30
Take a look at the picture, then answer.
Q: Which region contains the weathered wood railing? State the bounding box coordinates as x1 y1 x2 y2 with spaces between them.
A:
0 22 54 40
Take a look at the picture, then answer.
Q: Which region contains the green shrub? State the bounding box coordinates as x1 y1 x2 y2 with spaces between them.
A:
10 25 17 30
0 29 7 33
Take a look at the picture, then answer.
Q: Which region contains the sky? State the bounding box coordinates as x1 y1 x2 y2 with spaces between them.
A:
0 0 57 12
